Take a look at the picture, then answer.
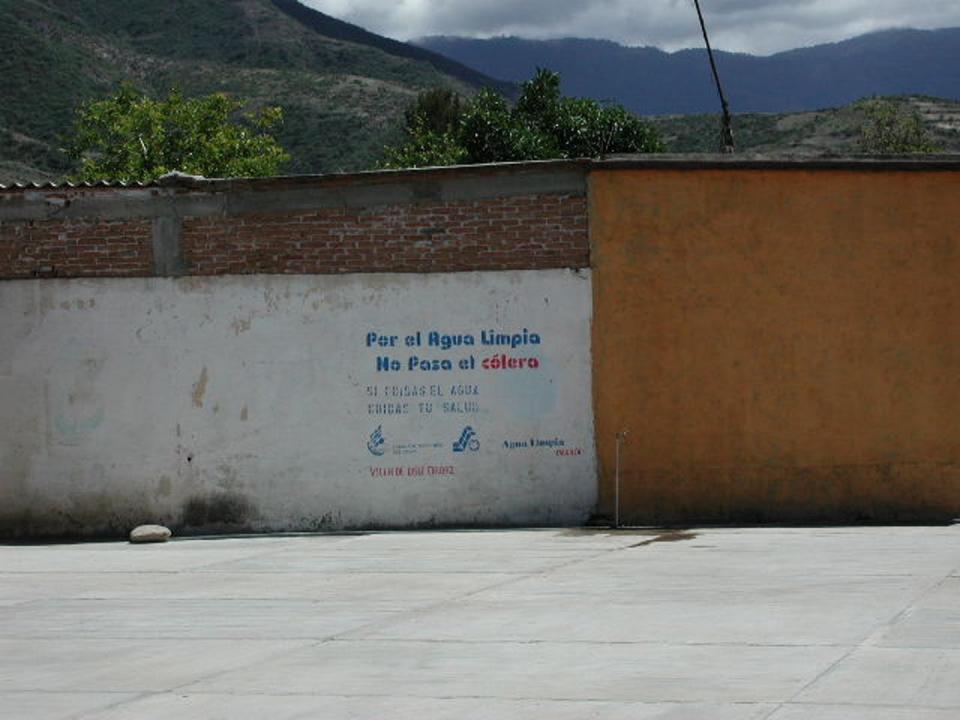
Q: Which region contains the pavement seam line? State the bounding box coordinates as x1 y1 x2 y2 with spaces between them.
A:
61 691 155 720
131 535 624 692
19 542 372 709
156 533 642 695
325 535 650 642
758 563 959 720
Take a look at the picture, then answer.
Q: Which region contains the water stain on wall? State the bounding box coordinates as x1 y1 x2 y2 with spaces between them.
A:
181 491 257 532
191 366 209 408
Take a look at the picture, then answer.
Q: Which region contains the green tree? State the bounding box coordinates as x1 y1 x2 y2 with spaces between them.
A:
403 87 463 135
66 85 290 182
383 69 663 168
858 98 941 154
460 89 555 163
383 88 467 168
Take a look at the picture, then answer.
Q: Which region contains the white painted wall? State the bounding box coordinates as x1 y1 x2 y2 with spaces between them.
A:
0 270 596 536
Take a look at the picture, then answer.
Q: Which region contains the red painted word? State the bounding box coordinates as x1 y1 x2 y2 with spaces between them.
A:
481 354 540 370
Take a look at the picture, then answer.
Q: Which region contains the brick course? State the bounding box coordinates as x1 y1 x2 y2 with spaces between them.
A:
0 219 153 278
0 188 588 279
181 193 587 275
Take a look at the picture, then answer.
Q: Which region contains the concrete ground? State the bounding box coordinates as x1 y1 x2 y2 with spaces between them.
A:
1 527 958 720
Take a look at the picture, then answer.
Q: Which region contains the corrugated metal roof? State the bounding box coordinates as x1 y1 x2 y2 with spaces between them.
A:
0 170 213 191
0 162 588 193
0 179 155 191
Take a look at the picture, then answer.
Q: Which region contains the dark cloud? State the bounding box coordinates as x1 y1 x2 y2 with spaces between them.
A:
304 0 960 54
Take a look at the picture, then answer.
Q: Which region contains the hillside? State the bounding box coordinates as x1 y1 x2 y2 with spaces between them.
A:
0 0 507 183
5 6 958 185
417 29 960 116
653 96 960 155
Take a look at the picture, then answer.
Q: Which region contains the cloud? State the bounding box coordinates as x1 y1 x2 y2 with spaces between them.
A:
301 0 960 55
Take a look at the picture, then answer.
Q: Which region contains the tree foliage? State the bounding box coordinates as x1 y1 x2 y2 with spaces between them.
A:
384 69 663 168
403 87 463 136
66 85 290 182
384 88 468 168
858 98 941 154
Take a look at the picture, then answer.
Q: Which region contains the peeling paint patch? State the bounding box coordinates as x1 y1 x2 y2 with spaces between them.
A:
54 406 105 440
263 288 282 312
231 315 252 336
56 299 96 310
191 366 209 408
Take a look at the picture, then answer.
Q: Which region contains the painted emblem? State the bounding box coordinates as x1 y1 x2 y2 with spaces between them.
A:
367 425 386 456
453 426 480 452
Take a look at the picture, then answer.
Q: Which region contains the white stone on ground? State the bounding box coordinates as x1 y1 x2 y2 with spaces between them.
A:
129 525 172 543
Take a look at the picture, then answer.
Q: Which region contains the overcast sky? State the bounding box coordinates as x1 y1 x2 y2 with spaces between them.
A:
301 0 960 55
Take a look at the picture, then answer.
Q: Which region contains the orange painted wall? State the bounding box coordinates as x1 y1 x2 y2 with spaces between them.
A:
590 168 960 523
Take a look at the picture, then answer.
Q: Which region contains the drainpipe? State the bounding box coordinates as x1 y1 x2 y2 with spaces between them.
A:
614 430 629 529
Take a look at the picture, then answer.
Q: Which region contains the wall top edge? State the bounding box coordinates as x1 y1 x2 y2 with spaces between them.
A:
594 153 960 171
0 163 589 222
4 153 960 196
0 160 590 194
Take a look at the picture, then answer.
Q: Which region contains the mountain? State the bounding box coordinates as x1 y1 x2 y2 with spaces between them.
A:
0 0 509 183
5 7 956 186
417 29 960 115
267 0 510 93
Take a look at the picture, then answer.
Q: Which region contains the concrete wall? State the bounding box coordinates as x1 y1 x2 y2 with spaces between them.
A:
0 269 596 538
591 166 960 523
8 157 960 533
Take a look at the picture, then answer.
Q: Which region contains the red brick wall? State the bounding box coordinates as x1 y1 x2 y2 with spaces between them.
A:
0 191 588 279
181 194 588 275
0 219 153 278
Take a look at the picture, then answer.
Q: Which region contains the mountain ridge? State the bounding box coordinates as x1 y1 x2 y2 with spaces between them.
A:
268 0 513 95
416 28 960 115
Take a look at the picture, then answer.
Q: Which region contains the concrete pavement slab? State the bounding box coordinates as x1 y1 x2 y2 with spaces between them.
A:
351 575 924 646
0 571 513 604
793 647 960 709
0 535 353 573
769 705 960 720
0 639 311 693
581 528 960 580
1 527 957 719
0 599 401 640
70 694 777 720
0 693 140 720
871 577 960 649
202 545 618 575
186 639 848 703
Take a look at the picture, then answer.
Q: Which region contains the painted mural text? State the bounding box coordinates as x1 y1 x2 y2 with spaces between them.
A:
503 437 584 458
366 328 544 374
369 465 456 477
366 383 481 416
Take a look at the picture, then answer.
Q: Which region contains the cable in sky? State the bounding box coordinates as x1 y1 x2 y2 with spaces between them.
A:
692 0 735 153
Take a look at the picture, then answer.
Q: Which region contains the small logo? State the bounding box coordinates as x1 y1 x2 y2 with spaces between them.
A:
453 426 480 452
367 425 386 456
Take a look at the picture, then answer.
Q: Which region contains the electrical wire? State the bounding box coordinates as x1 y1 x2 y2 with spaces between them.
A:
692 0 735 152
